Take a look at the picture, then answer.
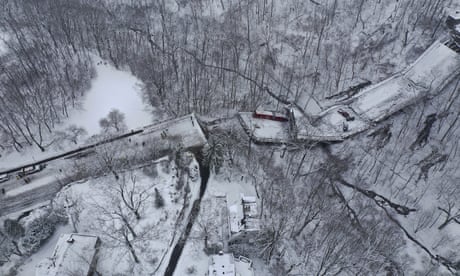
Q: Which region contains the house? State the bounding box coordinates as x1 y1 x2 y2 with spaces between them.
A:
446 10 460 28
207 251 254 276
36 233 100 276
447 10 460 47
228 195 260 245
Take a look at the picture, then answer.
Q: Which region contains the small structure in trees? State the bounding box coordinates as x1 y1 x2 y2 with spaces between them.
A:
446 10 460 47
206 251 254 276
228 195 260 245
36 233 100 276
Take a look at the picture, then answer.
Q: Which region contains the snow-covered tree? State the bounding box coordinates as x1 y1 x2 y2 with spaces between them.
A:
99 109 127 133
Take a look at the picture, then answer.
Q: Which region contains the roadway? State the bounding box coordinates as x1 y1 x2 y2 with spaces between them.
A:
0 113 207 217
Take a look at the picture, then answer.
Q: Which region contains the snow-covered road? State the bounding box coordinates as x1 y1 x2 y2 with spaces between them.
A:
0 114 207 217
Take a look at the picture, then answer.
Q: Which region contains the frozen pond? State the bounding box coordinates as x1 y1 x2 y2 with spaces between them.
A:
65 56 154 135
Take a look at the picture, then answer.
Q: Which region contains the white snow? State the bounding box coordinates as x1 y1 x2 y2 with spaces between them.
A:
173 239 209 276
0 55 156 171
295 40 460 142
234 256 255 276
208 253 236 276
404 42 460 89
447 9 460 21
352 41 460 122
238 112 290 143
52 155 201 275
36 233 99 276
207 253 255 276
174 169 260 276
139 113 207 149
7 175 58 197
0 31 9 56
350 76 417 120
64 56 154 136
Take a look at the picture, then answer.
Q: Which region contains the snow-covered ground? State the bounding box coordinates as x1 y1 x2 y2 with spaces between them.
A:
0 31 9 56
238 112 290 143
63 55 155 136
295 40 460 142
328 75 460 274
174 169 268 276
139 113 207 150
0 54 155 171
6 175 59 197
49 155 200 275
351 42 460 122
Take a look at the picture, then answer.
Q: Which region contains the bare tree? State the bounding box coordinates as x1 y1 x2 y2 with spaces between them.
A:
99 109 127 133
115 172 152 220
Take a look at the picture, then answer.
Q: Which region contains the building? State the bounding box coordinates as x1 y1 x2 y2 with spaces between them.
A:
447 10 460 47
36 233 100 276
207 251 254 276
228 195 260 245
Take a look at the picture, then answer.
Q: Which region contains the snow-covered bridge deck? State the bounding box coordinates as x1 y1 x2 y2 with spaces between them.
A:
240 41 460 143
139 113 207 150
296 40 460 142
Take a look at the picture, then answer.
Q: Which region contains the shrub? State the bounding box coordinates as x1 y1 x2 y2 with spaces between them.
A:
20 210 65 254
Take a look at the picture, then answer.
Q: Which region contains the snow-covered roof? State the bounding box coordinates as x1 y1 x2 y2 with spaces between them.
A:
229 204 243 233
208 253 254 276
234 256 255 276
208 253 236 276
448 9 460 21
241 195 256 203
229 194 260 233
36 233 99 276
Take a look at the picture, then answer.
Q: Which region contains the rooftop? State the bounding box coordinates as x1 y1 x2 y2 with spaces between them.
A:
208 253 236 276
229 194 260 233
448 9 460 21
36 233 99 276
208 253 254 276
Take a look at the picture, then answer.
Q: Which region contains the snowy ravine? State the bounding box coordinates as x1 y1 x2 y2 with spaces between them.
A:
164 159 210 276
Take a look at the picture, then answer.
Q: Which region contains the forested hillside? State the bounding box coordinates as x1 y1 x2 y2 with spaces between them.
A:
0 0 459 275
0 0 452 151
